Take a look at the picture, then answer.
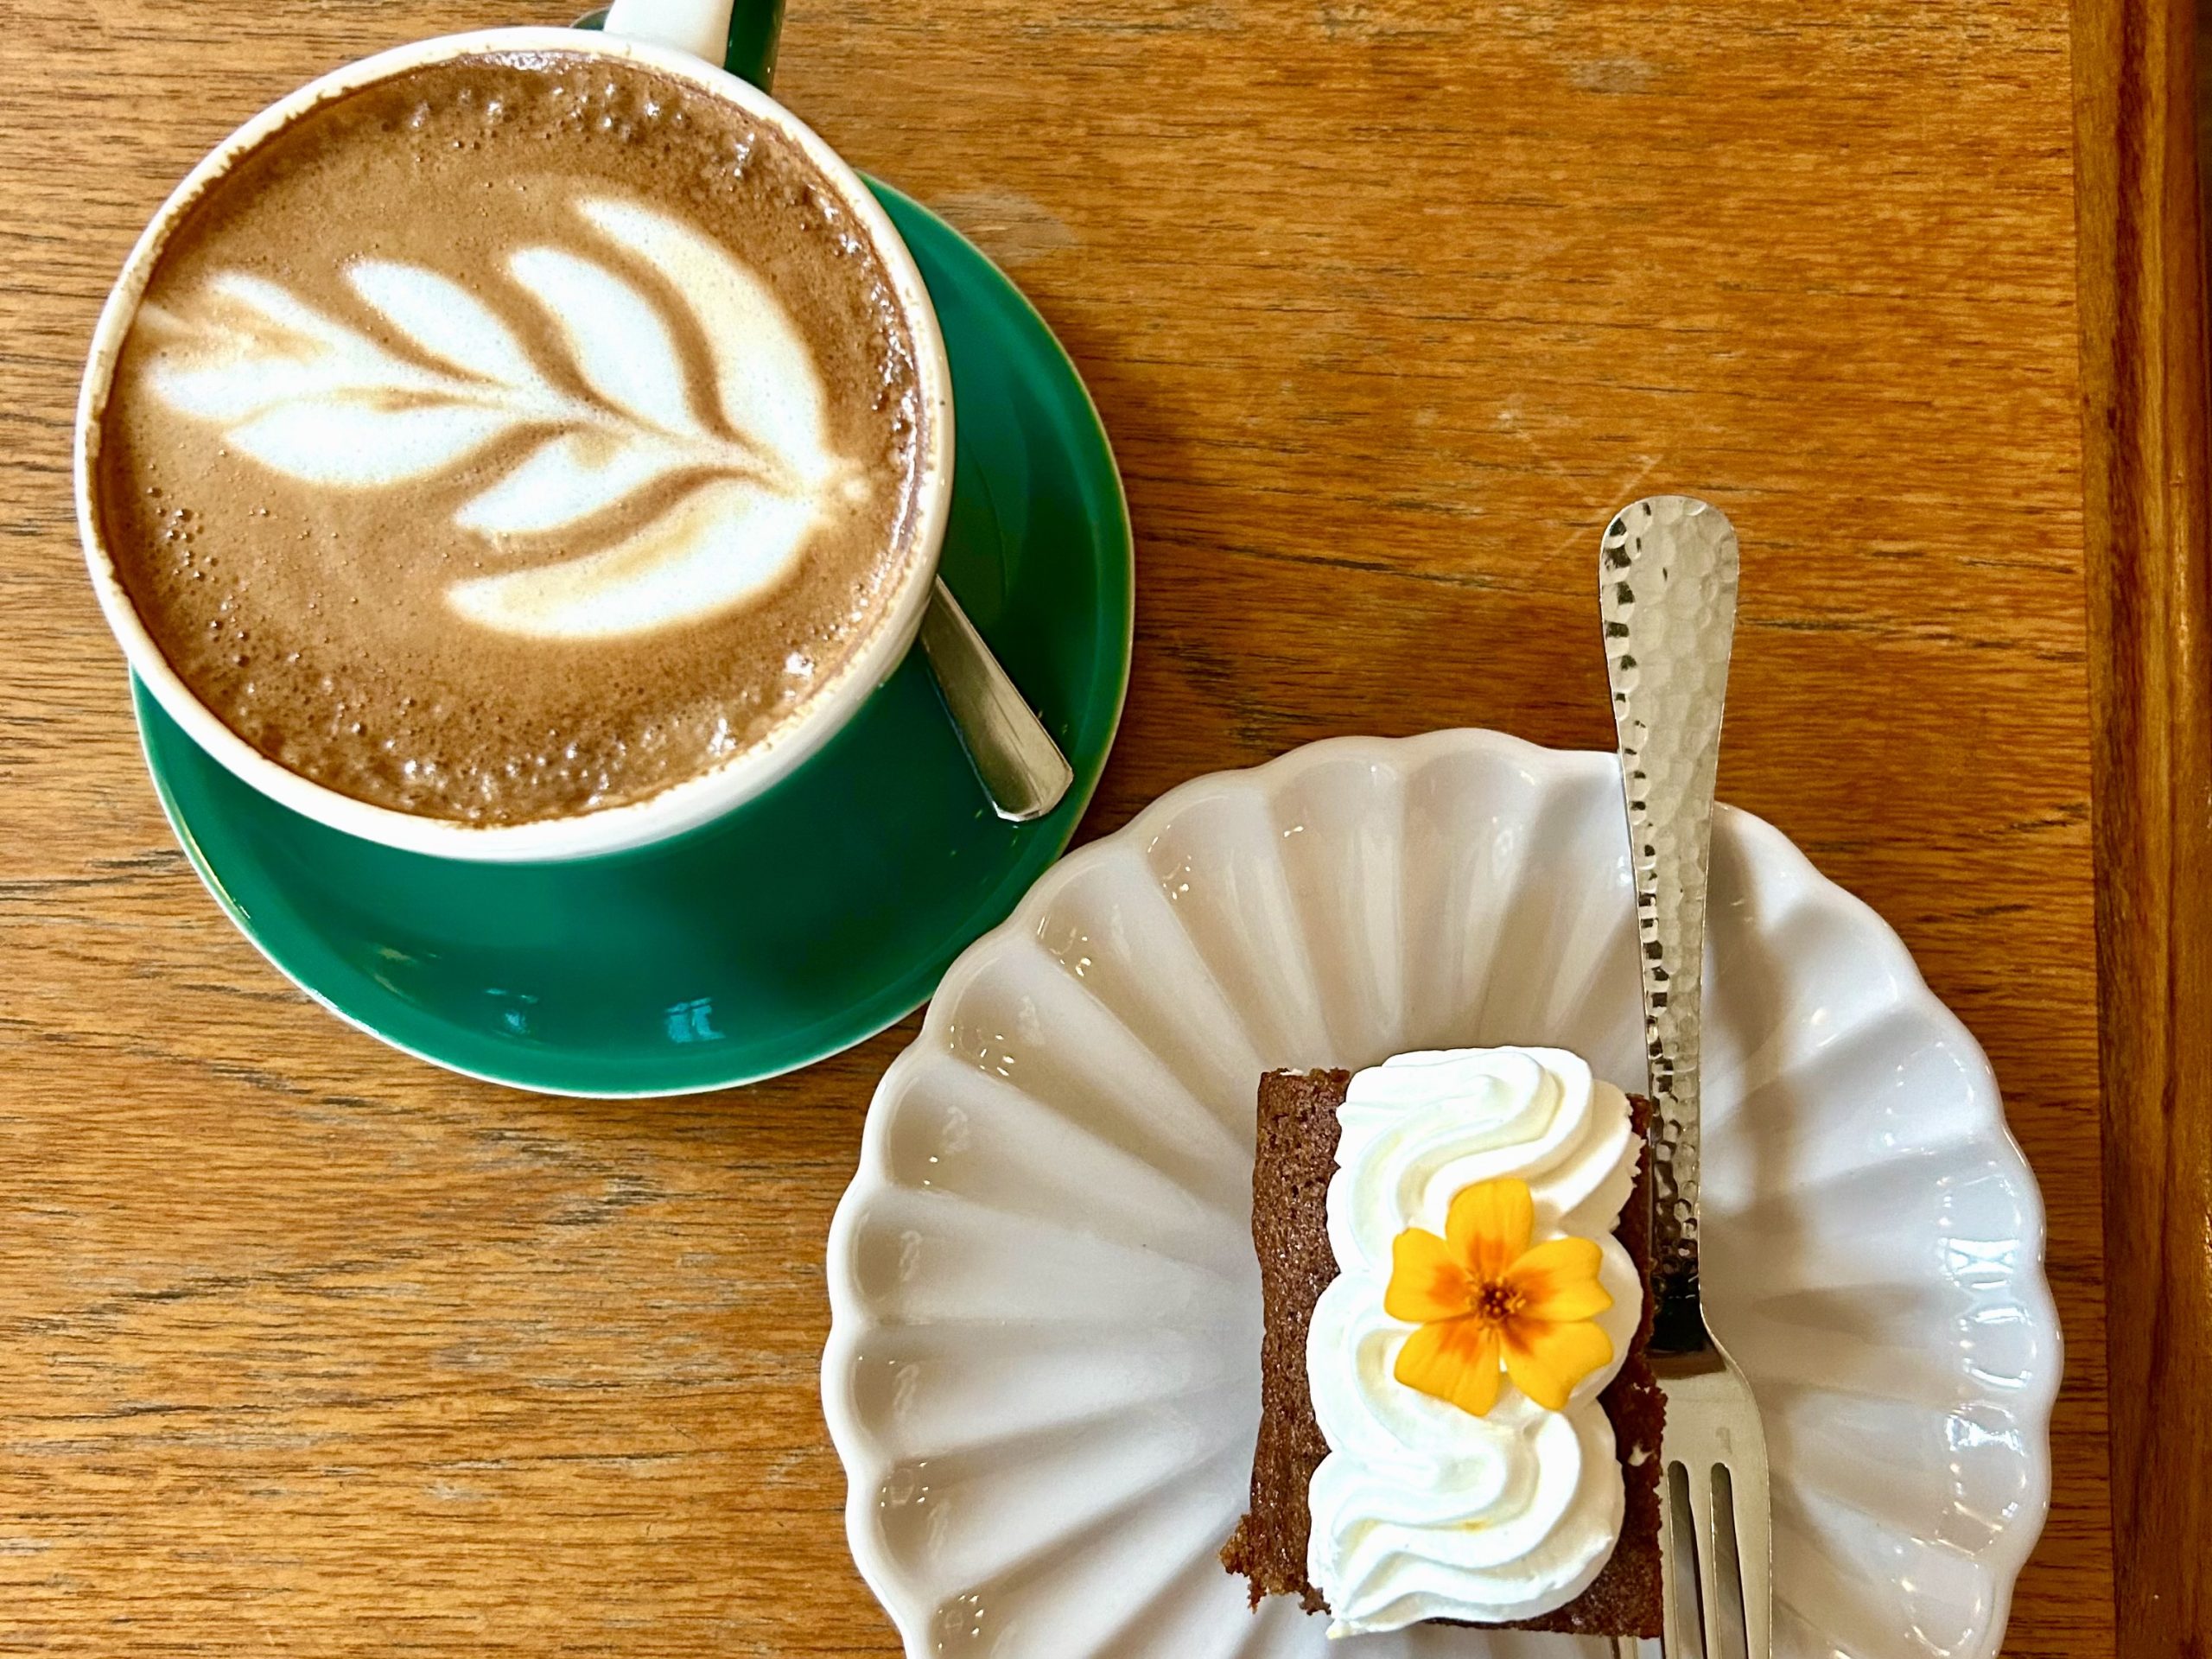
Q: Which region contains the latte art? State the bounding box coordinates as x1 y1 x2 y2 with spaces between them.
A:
92 51 931 824
141 194 856 641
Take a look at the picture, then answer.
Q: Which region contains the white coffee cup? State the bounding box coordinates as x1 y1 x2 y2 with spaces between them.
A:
75 1 953 863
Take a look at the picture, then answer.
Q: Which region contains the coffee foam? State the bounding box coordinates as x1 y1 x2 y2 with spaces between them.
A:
96 51 925 823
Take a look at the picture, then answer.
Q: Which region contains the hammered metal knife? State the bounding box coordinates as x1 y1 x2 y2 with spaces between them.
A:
1600 497 1771 1659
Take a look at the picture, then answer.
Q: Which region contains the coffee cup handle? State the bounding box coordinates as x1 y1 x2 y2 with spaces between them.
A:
601 0 785 91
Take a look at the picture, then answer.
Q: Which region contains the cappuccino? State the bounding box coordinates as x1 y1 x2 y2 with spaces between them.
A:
92 49 930 825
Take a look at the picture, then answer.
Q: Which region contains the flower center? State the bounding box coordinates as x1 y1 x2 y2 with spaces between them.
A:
1470 1277 1524 1326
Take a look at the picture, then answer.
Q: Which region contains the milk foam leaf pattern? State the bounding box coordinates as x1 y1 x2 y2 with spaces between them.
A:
146 273 500 434
346 260 544 388
579 197 834 482
448 476 824 640
454 430 692 537
226 402 517 487
137 195 852 641
506 245 707 441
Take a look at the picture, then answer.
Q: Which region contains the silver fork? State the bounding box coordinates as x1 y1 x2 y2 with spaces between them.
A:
1600 497 1772 1659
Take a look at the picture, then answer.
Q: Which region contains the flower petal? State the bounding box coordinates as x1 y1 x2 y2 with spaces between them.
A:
1384 1228 1473 1324
1395 1317 1503 1416
1501 1316 1614 1411
1446 1177 1534 1280
1507 1236 1613 1322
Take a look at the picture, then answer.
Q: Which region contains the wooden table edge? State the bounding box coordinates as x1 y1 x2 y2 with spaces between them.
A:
2072 0 2212 1652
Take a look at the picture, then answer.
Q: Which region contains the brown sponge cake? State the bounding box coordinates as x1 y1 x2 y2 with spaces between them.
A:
1221 1067 1664 1637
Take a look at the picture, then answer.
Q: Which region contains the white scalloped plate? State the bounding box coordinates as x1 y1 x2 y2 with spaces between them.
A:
823 731 2057 1658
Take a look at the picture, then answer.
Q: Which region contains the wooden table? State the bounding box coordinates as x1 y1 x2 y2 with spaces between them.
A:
4 0 2202 1653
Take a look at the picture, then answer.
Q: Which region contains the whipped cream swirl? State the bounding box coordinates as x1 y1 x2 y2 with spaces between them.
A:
1305 1046 1643 1635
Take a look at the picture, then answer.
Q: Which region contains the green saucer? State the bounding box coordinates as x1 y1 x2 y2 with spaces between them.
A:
135 183 1131 1096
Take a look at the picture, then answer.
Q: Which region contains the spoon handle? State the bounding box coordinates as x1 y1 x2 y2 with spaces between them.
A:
919 578 1074 824
1599 497 1739 1354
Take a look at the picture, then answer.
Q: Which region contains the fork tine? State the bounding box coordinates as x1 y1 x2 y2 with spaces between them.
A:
1661 1457 1706 1657
1687 1452 1728 1658
1707 1463 1750 1659
1730 1447 1772 1657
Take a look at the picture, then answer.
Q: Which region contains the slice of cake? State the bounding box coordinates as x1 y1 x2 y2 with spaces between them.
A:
1221 1047 1663 1637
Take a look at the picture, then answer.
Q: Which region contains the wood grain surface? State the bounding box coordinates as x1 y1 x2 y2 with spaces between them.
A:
2076 0 2212 1654
0 1 2118 1653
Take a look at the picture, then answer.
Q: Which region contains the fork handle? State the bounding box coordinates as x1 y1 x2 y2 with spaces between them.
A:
1599 498 1739 1354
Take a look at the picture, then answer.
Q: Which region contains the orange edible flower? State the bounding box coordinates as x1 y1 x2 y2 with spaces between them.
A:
1383 1176 1613 1416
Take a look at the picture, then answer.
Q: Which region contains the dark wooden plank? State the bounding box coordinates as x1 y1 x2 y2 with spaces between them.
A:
2075 1 2212 1654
